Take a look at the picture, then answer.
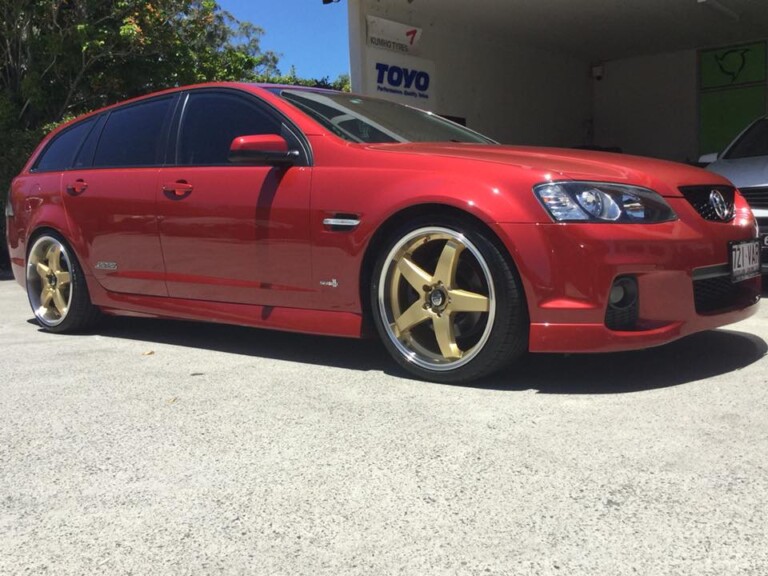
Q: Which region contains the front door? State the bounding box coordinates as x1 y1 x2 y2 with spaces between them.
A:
157 90 312 307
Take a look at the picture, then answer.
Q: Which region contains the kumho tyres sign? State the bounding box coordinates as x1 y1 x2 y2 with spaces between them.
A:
366 15 422 55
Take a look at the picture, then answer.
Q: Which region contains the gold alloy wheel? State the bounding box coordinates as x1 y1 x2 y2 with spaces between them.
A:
26 236 73 327
378 227 496 372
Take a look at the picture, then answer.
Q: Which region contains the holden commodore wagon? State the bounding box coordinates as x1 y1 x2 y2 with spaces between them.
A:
4 83 762 382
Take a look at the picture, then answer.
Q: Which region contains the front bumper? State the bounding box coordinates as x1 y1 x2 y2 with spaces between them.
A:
496 202 761 354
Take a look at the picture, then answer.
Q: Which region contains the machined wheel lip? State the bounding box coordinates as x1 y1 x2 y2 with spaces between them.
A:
378 226 496 373
26 235 73 328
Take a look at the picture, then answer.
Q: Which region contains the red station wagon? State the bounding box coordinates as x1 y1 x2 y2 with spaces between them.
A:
4 83 762 382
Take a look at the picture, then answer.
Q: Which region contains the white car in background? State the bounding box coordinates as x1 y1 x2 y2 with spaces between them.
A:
701 116 768 274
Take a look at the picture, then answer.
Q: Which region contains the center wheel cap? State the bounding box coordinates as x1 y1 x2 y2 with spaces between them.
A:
428 289 446 308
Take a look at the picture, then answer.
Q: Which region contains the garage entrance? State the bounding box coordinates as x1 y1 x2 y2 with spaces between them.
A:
345 0 768 162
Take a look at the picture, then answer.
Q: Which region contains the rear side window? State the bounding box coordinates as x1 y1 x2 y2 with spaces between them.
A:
73 115 106 169
94 97 173 167
33 118 96 172
177 92 282 165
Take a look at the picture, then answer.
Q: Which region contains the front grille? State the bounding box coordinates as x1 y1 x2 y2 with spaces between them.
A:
679 185 735 222
693 275 760 314
739 186 768 210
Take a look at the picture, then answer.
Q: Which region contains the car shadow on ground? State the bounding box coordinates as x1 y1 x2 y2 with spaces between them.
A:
81 315 394 372
480 328 767 394
39 310 767 395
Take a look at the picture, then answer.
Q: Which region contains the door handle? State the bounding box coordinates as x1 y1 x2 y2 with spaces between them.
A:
65 179 88 196
162 180 193 199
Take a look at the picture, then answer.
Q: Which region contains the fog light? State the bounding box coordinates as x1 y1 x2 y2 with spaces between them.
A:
608 277 638 309
609 284 625 305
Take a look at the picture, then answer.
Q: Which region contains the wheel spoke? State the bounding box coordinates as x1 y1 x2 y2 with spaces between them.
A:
40 287 53 309
433 313 462 360
449 289 489 313
46 245 62 273
393 300 430 337
52 289 68 316
36 262 51 280
433 240 464 287
55 271 71 287
397 256 432 292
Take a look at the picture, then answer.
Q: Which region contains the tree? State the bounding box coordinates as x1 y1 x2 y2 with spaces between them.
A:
0 0 279 128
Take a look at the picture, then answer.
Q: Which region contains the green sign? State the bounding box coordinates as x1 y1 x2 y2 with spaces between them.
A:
700 42 766 89
699 85 766 154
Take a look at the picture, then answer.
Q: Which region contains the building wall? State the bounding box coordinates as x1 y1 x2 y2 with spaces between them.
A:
593 50 699 163
349 1 593 148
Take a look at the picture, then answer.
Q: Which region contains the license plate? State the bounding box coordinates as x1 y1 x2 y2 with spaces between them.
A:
729 239 761 282
761 233 768 249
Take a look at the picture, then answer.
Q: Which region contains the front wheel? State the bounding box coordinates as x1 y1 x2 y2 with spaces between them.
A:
371 219 527 383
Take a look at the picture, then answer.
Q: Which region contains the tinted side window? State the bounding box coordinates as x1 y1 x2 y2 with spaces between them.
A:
94 97 172 167
34 118 96 172
73 115 106 169
178 92 281 165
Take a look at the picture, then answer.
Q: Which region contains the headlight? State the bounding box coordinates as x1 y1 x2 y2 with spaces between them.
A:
533 182 677 223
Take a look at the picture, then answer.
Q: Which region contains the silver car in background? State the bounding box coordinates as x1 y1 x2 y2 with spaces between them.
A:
701 117 768 273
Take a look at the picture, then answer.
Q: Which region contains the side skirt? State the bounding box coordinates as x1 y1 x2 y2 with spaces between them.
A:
91 290 365 338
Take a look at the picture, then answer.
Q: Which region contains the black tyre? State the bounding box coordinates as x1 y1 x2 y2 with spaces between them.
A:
25 233 100 333
371 216 527 383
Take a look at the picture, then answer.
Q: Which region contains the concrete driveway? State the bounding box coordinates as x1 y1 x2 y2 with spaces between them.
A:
1 270 767 575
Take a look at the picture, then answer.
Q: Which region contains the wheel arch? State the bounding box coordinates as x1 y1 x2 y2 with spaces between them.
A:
26 224 78 262
358 203 530 336
25 199 90 267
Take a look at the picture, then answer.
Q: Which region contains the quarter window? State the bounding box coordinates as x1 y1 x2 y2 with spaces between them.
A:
34 118 96 172
93 97 173 167
177 92 282 165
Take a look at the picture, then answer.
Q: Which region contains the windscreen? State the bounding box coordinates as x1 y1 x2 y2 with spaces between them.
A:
725 118 768 159
274 89 494 145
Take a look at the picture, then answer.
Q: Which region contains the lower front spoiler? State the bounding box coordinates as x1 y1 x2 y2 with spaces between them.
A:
528 299 760 353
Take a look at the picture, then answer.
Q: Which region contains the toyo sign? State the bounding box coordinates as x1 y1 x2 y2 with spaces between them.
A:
365 49 436 106
375 63 430 95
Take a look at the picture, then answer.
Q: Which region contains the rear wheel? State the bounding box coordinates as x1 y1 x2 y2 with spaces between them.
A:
371 218 527 383
26 233 100 333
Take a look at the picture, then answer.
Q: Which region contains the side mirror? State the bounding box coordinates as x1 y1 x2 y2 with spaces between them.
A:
228 134 300 166
698 152 719 164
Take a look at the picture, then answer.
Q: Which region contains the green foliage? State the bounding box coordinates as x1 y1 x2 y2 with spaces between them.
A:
259 66 351 92
1 0 280 128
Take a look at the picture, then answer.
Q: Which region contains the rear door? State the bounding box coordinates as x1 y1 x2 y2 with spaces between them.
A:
157 89 312 306
61 95 176 296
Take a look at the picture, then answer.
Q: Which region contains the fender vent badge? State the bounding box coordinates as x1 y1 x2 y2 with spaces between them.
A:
95 261 118 271
323 214 360 231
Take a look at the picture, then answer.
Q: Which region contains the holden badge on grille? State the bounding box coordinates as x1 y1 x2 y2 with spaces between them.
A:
709 189 731 221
